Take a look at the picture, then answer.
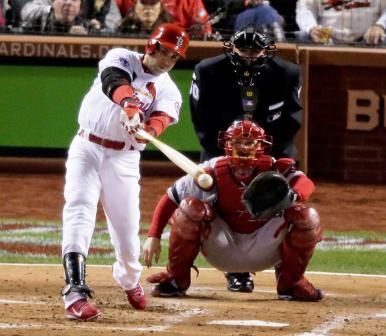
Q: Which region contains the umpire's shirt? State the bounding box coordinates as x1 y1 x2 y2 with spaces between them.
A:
189 54 302 161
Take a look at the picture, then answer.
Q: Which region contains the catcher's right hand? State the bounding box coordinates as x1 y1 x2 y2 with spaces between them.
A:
142 237 161 268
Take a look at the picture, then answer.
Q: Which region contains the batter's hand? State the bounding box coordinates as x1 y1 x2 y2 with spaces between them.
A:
143 237 161 268
120 109 144 135
122 99 141 118
134 124 155 144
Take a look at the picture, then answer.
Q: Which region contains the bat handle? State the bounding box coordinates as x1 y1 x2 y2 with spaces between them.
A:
136 128 154 142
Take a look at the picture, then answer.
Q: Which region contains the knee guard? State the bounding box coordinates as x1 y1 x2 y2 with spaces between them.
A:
170 196 214 241
61 252 94 298
284 204 323 249
167 197 214 289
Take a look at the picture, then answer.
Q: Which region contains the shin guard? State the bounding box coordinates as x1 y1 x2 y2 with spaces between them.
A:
167 197 214 289
61 252 95 298
277 204 323 292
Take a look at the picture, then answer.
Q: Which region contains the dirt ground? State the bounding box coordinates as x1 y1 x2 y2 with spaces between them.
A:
0 265 385 336
0 163 386 335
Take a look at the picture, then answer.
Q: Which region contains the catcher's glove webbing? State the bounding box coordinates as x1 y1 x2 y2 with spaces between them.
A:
242 171 296 220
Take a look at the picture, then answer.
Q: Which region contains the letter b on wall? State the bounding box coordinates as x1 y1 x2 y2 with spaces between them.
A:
347 90 380 131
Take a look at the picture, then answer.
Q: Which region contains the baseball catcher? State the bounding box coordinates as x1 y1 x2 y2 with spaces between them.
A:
143 120 324 301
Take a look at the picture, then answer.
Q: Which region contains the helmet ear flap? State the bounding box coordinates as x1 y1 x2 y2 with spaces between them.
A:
146 39 158 55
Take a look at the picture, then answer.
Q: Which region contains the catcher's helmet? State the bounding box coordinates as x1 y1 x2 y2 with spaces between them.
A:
146 23 190 58
224 26 277 85
218 120 272 180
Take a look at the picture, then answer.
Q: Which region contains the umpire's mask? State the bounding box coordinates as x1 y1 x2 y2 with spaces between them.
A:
224 26 277 86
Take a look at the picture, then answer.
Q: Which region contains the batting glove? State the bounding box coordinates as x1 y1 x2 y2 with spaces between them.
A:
120 108 144 135
121 98 141 118
134 124 156 144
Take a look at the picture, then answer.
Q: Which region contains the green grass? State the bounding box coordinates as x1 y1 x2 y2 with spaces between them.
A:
323 230 386 240
308 250 386 274
0 219 385 275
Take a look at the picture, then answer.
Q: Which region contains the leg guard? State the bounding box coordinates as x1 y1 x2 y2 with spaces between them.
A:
61 252 95 298
276 204 324 301
148 197 214 292
168 197 214 289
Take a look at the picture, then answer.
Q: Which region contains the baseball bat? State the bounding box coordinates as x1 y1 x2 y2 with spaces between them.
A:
136 129 213 188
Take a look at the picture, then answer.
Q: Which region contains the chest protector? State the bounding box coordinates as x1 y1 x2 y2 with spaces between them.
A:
214 156 274 234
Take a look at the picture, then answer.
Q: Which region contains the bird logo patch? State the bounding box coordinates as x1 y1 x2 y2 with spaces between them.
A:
119 57 129 68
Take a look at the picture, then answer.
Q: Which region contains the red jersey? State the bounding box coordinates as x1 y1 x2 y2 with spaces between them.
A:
162 0 212 35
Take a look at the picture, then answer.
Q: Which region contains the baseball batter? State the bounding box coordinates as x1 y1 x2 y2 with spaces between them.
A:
143 120 324 301
61 23 189 321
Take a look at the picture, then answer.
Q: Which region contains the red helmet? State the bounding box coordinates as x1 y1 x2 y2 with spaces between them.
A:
146 23 190 58
218 120 272 180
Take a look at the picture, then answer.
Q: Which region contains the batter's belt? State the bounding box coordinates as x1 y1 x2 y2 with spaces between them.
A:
77 128 127 150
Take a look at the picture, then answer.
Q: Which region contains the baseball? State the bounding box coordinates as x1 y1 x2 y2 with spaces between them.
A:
197 173 213 189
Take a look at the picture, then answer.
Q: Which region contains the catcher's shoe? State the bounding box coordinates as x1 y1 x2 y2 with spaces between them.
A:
277 277 325 302
225 272 254 293
66 299 101 321
151 280 187 297
147 271 187 297
126 283 147 310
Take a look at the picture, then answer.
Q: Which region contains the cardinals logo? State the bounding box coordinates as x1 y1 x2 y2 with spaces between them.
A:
322 0 371 10
131 82 156 113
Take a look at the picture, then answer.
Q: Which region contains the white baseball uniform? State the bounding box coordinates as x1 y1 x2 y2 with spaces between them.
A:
62 48 182 308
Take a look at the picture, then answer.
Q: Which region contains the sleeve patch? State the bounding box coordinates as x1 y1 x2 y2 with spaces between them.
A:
119 57 130 68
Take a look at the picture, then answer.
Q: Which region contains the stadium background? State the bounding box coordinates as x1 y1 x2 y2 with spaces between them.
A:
0 36 385 335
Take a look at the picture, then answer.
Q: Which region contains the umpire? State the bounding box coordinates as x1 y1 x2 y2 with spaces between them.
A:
189 25 303 292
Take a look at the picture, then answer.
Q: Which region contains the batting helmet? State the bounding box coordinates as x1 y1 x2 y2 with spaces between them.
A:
242 171 296 220
146 23 190 58
218 120 272 180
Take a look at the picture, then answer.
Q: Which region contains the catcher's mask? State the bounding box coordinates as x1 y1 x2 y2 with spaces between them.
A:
146 23 190 58
224 26 277 86
218 120 273 181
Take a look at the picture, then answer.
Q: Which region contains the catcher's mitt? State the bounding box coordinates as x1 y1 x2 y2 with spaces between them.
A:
242 171 296 220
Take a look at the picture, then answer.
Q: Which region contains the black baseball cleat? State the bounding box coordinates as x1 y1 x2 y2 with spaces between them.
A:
151 280 187 297
225 272 254 293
